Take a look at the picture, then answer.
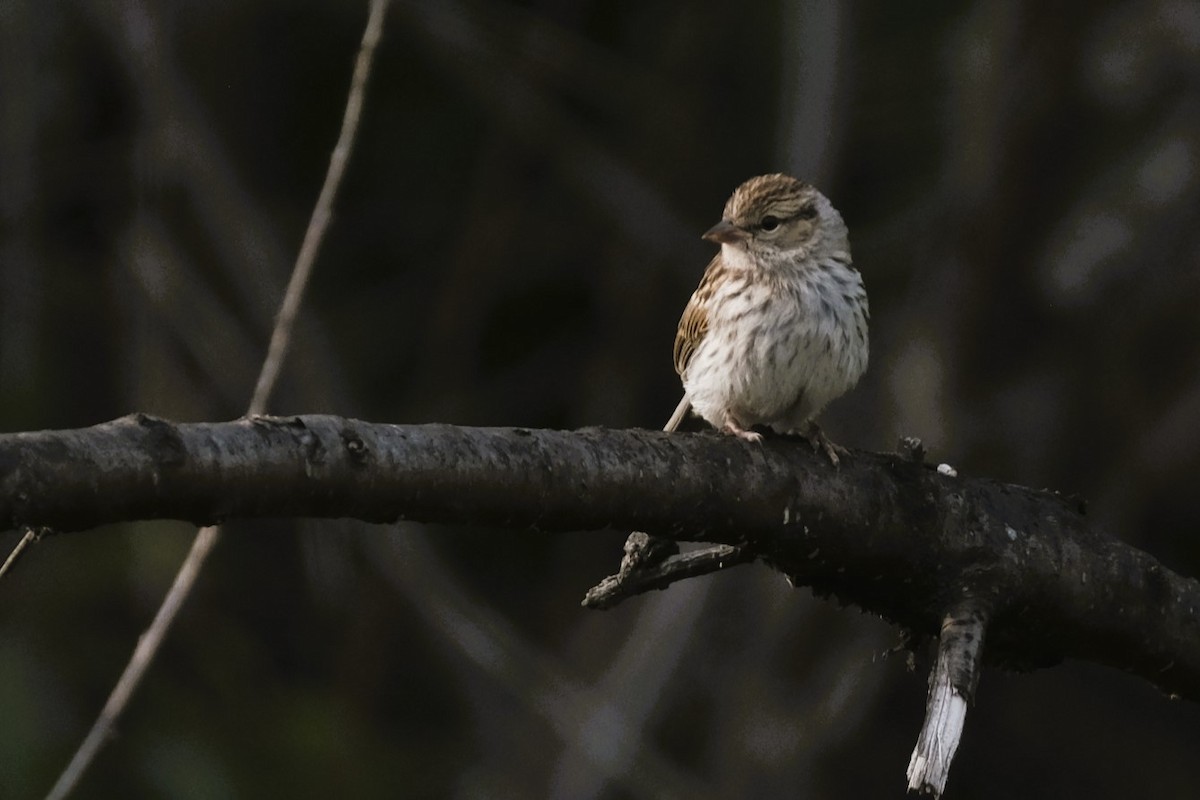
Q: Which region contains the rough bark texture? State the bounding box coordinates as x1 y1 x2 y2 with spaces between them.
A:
2 413 1198 700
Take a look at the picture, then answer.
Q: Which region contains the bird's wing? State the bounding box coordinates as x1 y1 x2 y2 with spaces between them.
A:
672 254 724 377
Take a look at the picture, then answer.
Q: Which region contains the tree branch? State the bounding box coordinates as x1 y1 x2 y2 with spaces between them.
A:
3 414 1197 704
907 602 988 795
580 534 754 610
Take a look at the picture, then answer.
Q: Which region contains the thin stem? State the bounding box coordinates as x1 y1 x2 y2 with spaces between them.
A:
44 3 390 798
249 0 389 415
45 525 221 800
0 527 45 580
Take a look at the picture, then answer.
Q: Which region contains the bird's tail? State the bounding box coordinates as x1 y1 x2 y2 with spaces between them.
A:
664 395 691 433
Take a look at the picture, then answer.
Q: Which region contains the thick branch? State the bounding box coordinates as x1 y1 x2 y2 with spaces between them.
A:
2 413 1199 700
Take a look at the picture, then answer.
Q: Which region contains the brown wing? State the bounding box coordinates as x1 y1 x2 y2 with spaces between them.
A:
672 255 724 377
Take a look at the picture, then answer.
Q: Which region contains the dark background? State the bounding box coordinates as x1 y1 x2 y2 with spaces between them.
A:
3 1 1200 797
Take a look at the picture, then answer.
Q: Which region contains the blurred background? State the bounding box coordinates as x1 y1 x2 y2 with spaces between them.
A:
2 0 1200 797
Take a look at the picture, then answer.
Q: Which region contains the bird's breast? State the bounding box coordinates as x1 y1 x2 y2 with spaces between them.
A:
683 262 868 428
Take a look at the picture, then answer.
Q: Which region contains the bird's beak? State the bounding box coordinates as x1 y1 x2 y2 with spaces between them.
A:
702 219 746 244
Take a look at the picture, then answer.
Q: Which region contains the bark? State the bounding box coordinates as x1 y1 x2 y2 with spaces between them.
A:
2 413 1198 702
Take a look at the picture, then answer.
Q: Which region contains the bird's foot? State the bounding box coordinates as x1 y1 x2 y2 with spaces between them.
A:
721 414 763 443
802 422 845 467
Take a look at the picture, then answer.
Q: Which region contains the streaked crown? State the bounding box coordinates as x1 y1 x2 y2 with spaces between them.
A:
722 173 818 226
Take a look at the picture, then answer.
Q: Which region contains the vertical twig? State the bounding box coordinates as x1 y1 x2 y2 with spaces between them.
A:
906 602 988 797
43 3 391 798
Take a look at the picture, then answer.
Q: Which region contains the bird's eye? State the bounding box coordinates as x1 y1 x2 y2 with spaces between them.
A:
760 215 780 231
797 204 818 220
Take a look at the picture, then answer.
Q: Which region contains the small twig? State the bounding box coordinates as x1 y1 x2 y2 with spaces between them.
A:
598 395 693 598
45 524 222 800
249 1 388 414
898 435 926 464
44 4 391 798
617 530 680 574
0 526 48 580
582 542 755 610
906 602 988 797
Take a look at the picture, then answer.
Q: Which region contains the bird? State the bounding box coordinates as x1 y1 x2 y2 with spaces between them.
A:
663 173 869 465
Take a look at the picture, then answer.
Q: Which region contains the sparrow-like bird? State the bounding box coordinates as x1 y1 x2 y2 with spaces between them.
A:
665 174 869 464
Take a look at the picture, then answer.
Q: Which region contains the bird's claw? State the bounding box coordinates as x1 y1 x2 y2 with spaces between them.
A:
804 423 845 467
722 415 763 442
